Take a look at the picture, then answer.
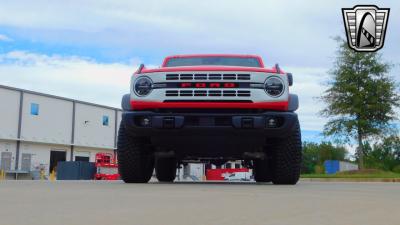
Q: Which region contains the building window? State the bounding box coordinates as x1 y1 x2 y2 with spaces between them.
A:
102 115 109 126
30 103 39 116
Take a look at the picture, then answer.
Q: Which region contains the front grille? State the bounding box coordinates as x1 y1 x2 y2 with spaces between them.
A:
166 73 250 80
165 90 251 97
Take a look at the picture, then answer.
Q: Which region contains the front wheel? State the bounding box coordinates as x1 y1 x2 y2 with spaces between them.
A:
269 121 302 185
117 121 155 183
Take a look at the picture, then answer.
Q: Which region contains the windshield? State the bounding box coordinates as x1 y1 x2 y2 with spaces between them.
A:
165 56 262 67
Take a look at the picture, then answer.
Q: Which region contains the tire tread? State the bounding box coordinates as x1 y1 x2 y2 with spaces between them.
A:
117 122 154 183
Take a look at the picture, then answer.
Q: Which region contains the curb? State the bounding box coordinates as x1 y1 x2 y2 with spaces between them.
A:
300 178 400 182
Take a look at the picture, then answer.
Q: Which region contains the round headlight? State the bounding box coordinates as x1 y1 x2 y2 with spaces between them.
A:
134 76 153 96
264 76 284 97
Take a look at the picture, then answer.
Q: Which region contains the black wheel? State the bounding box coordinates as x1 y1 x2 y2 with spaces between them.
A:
117 121 154 183
269 120 302 185
253 158 272 182
155 157 177 182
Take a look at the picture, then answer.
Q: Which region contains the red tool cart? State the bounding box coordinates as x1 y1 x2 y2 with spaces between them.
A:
94 152 120 180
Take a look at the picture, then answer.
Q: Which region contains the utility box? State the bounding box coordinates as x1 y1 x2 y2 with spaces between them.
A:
57 161 96 180
324 160 358 174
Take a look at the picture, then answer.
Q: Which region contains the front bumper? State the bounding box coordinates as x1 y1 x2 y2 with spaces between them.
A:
122 110 298 138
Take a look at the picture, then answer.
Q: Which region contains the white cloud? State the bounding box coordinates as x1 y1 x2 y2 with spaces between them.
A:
0 51 134 108
0 34 12 42
287 66 330 131
1 0 398 68
0 0 351 67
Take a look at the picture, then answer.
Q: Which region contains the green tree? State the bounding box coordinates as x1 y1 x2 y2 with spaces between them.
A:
318 142 347 163
320 38 399 169
302 141 348 174
302 142 319 173
364 136 400 171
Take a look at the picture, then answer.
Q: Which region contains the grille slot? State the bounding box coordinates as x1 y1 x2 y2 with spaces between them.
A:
165 90 251 97
208 74 222 80
166 74 179 80
237 74 250 80
194 74 207 80
209 90 222 96
237 90 251 97
165 90 179 96
166 73 251 81
223 90 236 97
180 74 193 80
223 74 236 80
180 90 193 96
194 90 207 96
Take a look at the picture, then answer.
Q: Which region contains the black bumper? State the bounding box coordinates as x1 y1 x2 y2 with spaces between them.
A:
122 111 298 138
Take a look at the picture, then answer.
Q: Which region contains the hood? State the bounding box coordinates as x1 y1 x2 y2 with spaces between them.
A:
139 66 283 74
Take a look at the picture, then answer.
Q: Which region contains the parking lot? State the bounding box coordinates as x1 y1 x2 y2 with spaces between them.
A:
0 181 399 225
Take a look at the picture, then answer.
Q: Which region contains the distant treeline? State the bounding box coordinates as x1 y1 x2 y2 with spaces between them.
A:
301 136 400 174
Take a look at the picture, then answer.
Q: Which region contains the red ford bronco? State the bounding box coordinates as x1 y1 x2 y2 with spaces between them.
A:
118 54 302 184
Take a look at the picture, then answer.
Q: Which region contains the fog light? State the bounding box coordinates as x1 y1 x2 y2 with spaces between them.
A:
266 117 277 128
140 117 151 127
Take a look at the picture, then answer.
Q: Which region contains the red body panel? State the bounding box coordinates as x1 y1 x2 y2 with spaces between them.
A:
206 168 249 181
130 101 289 111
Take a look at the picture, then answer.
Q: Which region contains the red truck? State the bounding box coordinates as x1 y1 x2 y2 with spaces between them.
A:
118 54 302 184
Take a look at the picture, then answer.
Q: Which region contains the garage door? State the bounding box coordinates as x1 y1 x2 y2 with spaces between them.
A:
21 153 32 171
1 152 12 171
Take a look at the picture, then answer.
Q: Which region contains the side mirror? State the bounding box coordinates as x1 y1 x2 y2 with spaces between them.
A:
135 64 145 74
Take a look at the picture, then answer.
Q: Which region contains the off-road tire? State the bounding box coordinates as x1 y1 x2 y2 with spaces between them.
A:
155 157 177 182
117 121 154 183
269 120 302 185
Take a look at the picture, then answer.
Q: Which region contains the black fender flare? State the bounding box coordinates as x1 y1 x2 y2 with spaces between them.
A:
121 94 131 111
288 94 299 112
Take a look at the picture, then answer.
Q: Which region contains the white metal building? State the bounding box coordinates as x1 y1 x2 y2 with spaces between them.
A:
0 85 122 176
0 84 249 180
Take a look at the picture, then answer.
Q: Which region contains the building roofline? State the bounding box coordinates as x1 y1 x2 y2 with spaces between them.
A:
0 84 122 111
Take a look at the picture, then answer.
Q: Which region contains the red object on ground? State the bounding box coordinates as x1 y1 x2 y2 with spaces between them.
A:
94 152 120 180
206 168 249 181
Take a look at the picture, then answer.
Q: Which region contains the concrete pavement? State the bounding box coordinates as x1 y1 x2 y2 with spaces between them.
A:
0 181 399 225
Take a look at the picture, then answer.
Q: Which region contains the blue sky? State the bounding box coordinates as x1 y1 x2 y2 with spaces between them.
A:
0 0 399 146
